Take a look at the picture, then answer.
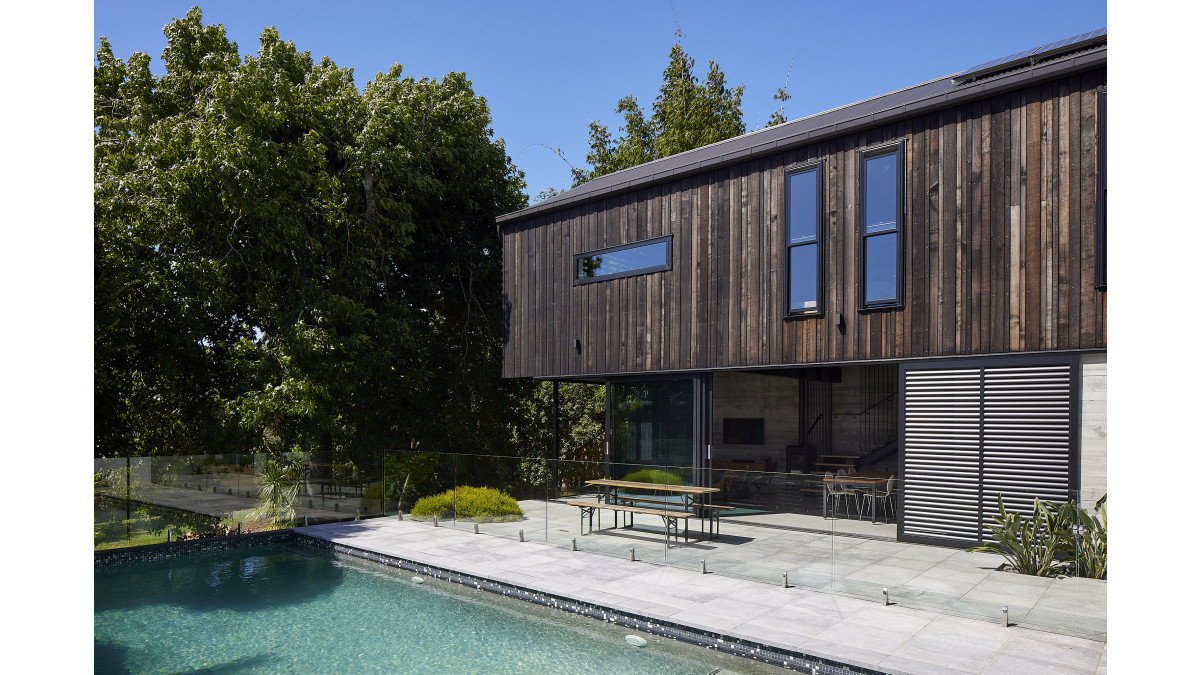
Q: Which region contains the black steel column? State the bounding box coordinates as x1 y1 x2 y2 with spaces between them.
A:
604 381 611 479
552 380 560 499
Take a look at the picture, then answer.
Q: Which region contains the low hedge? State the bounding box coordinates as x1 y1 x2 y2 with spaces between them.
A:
409 486 524 522
619 468 683 485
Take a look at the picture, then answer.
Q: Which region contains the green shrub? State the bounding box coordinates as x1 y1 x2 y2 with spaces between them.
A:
409 486 523 522
358 483 394 514
619 468 683 485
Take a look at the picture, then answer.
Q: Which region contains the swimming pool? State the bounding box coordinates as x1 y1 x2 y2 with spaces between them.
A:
95 542 789 674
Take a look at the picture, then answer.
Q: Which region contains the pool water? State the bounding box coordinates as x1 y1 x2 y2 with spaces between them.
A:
95 544 788 674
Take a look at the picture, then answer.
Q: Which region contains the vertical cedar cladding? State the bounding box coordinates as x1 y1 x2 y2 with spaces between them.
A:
501 68 1106 379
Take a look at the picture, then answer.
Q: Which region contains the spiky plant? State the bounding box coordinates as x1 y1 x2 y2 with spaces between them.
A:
252 453 303 527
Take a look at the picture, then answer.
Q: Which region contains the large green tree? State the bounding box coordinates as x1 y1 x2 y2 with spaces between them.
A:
95 8 527 460
571 43 745 186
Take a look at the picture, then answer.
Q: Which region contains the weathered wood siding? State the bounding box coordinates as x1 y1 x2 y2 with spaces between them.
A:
502 69 1106 379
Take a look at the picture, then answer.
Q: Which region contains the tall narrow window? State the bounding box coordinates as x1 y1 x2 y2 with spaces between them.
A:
786 161 822 314
859 143 904 308
1096 88 1106 289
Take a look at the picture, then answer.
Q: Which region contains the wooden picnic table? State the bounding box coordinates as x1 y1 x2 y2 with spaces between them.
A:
582 478 722 541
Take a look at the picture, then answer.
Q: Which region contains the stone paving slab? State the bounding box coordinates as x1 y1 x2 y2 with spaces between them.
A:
299 518 1107 675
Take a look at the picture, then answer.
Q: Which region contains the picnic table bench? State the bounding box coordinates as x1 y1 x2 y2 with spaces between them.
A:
610 495 736 538
568 479 723 545
566 500 694 546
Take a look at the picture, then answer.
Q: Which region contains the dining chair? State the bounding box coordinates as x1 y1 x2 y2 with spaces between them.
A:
868 476 897 524
843 467 870 518
828 472 858 519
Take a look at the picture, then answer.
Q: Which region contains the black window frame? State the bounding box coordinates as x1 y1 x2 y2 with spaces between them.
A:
857 140 905 310
572 235 673 285
785 159 824 317
1095 87 1106 290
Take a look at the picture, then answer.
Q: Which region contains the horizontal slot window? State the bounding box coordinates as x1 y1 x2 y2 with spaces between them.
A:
574 236 672 284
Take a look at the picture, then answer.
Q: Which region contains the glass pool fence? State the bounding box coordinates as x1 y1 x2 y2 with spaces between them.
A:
94 449 1105 642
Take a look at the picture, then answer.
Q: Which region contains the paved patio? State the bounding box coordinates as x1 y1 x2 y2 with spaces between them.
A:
112 483 1107 673
300 517 1106 675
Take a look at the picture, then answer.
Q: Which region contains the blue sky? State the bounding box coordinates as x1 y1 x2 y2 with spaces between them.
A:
93 1 1107 202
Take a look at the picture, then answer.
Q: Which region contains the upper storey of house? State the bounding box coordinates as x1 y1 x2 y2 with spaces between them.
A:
499 30 1107 380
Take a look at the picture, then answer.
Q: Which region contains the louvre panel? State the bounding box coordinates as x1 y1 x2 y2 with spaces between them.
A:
901 367 982 544
978 364 1073 542
901 360 1076 546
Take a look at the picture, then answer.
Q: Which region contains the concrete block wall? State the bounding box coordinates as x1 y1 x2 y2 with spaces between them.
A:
1079 353 1108 509
711 371 799 469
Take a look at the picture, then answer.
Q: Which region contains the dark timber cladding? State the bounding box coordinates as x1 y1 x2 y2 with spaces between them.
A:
500 57 1106 380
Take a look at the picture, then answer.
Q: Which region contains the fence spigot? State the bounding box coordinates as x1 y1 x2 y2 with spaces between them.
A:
1002 605 1009 627
474 523 479 534
237 522 242 535
571 538 577 551
629 547 636 561
433 515 439 527
701 559 707 574
166 528 172 543
519 529 525 542
782 571 788 588
883 587 889 606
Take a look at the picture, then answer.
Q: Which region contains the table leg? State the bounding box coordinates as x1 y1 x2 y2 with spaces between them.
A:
871 484 878 524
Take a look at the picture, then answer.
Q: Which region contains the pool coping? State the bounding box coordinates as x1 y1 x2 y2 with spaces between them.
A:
93 529 880 674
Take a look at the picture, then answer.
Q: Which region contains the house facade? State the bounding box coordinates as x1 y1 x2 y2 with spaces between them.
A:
498 30 1106 547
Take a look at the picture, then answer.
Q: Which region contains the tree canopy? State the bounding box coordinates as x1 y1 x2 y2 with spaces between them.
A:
571 43 745 186
95 8 527 458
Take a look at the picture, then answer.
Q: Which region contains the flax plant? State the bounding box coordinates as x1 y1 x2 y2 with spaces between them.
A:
969 495 1074 577
970 494 1108 579
1064 494 1108 579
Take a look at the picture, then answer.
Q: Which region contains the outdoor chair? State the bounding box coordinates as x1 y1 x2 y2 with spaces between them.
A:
868 475 897 524
826 471 859 519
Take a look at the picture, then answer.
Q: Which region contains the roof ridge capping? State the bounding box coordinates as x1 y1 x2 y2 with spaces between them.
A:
951 27 1106 84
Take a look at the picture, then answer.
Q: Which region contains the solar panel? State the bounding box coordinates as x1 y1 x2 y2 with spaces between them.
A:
952 27 1106 84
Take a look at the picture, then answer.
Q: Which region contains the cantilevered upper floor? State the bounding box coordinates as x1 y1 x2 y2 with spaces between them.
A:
499 29 1107 380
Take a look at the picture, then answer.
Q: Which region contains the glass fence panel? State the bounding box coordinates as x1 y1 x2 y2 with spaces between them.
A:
93 452 1106 643
439 453 548 542
386 449 457 517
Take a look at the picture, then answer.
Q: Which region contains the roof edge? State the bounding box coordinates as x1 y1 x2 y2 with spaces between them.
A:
499 43 1105 227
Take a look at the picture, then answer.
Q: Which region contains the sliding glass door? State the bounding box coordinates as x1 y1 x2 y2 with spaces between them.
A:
608 377 699 484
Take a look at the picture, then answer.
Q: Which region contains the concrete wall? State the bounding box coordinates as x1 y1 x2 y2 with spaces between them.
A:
711 371 798 469
1079 353 1108 508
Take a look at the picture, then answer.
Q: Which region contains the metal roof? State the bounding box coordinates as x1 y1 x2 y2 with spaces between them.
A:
498 29 1106 226
952 28 1107 84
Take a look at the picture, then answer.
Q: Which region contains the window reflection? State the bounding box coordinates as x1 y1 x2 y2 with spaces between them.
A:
575 238 670 282
860 146 902 307
610 378 694 484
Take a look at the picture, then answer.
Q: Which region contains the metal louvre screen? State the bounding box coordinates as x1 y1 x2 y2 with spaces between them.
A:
980 364 1072 528
901 368 982 543
900 359 1076 546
